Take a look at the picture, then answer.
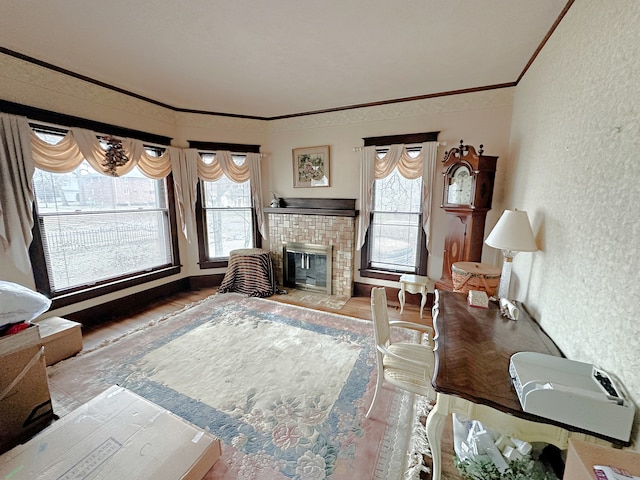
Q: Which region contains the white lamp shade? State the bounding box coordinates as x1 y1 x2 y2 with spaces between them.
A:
485 209 538 252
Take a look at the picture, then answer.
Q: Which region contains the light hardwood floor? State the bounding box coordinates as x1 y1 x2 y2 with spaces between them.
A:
81 286 430 351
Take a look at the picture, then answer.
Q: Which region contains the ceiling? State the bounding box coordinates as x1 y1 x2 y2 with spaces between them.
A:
0 0 570 119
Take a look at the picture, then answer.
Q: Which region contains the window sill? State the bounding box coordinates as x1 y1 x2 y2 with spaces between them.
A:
198 259 230 269
49 265 182 310
359 269 403 282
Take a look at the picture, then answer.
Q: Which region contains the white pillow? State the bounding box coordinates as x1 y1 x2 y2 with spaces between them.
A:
0 281 52 327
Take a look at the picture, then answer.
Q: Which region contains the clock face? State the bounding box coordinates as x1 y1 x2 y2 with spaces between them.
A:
447 166 472 205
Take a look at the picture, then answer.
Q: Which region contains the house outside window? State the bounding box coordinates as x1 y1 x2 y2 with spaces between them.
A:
30 129 180 304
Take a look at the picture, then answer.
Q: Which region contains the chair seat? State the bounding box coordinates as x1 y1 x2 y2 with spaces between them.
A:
383 343 436 398
386 342 433 363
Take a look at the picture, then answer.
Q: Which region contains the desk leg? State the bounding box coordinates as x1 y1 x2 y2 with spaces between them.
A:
419 288 427 319
398 285 406 314
426 394 448 480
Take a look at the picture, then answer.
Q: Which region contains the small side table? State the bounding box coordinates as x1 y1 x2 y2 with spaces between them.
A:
398 274 435 318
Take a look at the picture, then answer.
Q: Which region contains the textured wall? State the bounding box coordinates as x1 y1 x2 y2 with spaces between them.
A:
265 91 515 282
0 53 269 146
508 0 640 444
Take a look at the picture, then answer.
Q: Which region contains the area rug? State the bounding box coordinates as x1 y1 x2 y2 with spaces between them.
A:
47 293 426 479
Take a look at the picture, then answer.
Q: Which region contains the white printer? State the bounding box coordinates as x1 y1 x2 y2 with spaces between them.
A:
509 351 635 443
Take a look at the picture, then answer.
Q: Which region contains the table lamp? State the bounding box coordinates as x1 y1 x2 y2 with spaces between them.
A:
484 209 538 299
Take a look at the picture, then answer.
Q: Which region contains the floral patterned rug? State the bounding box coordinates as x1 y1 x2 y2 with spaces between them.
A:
48 293 422 480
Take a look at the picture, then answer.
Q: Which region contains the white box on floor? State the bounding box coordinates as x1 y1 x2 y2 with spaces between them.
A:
0 385 222 479
34 316 83 365
564 439 640 480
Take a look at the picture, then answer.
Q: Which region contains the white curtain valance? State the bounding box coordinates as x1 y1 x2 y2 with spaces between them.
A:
198 150 250 182
356 141 438 252
30 127 172 179
374 143 425 180
1 120 268 271
196 150 266 238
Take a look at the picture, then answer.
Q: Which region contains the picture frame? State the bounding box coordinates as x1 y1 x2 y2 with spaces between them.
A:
292 145 330 188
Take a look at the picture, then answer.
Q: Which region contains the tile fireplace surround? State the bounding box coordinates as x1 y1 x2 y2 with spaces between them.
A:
265 198 358 298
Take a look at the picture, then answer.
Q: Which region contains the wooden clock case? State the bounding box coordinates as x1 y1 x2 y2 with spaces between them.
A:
437 141 498 290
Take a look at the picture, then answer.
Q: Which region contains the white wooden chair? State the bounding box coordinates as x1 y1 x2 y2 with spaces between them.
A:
366 286 436 418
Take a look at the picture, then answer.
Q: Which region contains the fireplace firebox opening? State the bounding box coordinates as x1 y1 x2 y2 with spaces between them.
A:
283 242 332 294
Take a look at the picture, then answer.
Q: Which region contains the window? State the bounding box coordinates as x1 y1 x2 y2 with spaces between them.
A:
369 157 423 272
358 131 440 281
365 149 425 275
30 129 180 305
196 153 259 267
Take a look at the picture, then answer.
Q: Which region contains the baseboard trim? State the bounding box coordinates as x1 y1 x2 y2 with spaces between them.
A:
354 281 434 308
65 278 190 327
63 277 431 327
189 274 225 290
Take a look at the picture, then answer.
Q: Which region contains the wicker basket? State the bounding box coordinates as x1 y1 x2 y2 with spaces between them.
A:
452 262 501 297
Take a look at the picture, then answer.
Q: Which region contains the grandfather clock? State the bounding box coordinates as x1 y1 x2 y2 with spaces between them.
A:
437 141 498 290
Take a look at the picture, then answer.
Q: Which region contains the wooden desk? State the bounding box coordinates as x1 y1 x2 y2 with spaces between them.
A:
426 290 608 480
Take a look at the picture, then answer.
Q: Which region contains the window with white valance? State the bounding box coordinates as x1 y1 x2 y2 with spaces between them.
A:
27 125 180 299
0 110 265 306
357 134 438 278
194 148 265 267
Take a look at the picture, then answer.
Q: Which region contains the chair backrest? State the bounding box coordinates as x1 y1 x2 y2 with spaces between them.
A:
370 287 392 348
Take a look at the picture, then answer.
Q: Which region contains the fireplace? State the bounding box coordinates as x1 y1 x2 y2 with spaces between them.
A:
283 242 332 294
265 198 358 298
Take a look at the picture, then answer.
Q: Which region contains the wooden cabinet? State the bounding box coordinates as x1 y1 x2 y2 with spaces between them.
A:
438 141 497 290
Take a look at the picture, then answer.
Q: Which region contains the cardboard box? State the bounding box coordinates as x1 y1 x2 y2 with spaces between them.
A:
0 324 54 454
564 439 640 480
0 385 222 479
34 316 83 365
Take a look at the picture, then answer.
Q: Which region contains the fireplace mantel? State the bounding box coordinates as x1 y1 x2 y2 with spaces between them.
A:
264 207 358 217
264 198 358 217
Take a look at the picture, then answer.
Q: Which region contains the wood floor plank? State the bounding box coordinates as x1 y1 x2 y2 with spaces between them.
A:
82 287 431 351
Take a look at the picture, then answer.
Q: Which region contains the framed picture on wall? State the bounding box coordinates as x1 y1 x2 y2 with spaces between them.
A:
292 145 330 187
